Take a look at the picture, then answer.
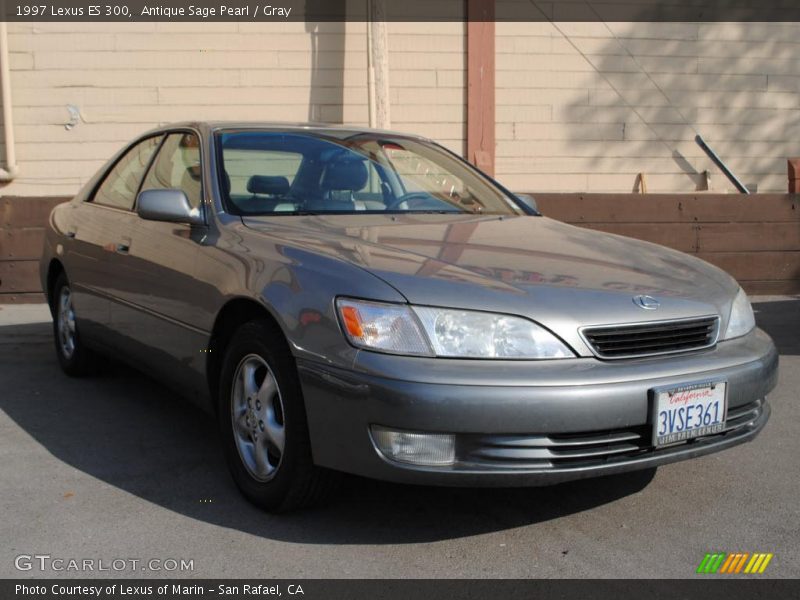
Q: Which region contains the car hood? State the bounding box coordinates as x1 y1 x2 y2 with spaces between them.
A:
242 214 739 356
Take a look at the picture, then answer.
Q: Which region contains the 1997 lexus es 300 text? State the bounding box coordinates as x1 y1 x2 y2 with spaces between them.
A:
40 123 778 511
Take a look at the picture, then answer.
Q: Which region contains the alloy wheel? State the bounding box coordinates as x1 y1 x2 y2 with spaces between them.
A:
230 354 286 481
57 286 77 359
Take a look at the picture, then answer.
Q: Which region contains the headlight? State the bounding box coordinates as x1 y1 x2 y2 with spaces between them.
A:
723 287 756 340
336 298 574 359
413 306 573 358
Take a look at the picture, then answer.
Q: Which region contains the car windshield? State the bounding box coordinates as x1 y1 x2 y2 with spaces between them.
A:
216 130 522 216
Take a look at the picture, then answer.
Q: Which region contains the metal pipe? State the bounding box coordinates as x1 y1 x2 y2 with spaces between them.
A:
0 20 18 181
694 134 748 194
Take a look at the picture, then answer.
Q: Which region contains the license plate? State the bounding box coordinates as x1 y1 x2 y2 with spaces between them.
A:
652 381 727 446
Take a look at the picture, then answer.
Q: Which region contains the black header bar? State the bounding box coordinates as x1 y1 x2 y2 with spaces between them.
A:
3 1 800 22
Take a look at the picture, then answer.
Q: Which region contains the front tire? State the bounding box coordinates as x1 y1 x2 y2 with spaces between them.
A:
52 272 95 376
218 319 339 511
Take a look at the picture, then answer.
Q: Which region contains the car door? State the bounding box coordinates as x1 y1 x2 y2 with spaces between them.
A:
64 135 162 348
117 131 213 399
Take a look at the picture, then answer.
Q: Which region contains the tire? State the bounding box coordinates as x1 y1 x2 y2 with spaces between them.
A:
218 318 340 512
52 271 95 377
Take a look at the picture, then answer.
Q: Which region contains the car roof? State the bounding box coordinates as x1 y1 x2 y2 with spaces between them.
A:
144 121 430 141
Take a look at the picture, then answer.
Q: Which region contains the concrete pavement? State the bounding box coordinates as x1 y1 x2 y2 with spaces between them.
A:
0 298 797 578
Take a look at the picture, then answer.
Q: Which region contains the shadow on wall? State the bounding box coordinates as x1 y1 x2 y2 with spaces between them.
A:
560 22 796 193
306 1 347 124
0 320 655 545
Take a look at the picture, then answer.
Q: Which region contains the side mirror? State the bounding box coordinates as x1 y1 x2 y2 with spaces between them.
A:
136 189 203 226
515 194 540 215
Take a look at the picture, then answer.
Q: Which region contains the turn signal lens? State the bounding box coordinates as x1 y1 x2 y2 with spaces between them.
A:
340 305 364 338
335 298 433 356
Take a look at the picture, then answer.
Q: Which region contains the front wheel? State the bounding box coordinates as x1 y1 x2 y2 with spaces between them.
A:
218 319 340 511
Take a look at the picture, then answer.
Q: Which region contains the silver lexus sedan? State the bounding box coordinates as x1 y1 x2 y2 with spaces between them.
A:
40 122 778 511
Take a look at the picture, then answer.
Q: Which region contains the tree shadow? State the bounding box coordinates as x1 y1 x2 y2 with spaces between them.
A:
556 21 796 192
1 320 655 545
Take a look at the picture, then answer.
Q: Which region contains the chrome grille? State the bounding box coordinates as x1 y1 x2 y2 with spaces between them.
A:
459 399 763 470
581 316 720 359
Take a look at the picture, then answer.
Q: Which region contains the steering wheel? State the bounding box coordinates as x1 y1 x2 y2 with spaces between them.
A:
384 192 451 211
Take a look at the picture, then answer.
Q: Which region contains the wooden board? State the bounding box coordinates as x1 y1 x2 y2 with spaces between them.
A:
744 280 800 295
0 260 41 294
697 251 800 282
0 292 47 304
696 222 800 253
535 194 800 224
0 228 47 260
467 0 495 177
2 193 800 301
0 196 69 229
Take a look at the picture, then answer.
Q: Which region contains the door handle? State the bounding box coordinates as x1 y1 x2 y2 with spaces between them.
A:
116 236 132 254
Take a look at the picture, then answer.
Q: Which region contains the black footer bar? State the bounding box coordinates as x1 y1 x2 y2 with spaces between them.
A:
4 579 799 600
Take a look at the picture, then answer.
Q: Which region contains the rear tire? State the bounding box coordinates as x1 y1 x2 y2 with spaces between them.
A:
52 272 95 377
218 318 340 512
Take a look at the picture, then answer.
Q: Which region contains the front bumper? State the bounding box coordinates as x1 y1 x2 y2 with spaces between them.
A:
298 328 778 486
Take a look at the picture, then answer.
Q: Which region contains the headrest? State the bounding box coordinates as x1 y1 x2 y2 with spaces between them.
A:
247 175 290 196
184 165 201 182
321 160 368 191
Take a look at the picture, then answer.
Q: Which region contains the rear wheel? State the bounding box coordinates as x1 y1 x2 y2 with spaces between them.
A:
52 272 95 376
218 319 340 511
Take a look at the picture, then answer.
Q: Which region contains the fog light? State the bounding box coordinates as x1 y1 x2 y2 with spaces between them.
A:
370 426 456 466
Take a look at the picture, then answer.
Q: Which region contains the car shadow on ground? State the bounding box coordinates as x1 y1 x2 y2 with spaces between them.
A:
1 321 657 545
752 298 800 356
